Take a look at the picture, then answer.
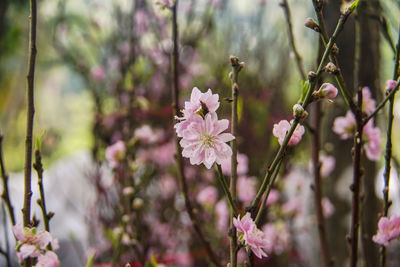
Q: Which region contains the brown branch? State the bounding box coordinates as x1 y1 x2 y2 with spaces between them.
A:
170 2 222 267
23 0 38 229
311 102 333 267
0 135 15 226
279 0 306 80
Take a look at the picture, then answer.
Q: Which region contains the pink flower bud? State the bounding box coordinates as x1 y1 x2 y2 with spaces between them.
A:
304 18 319 32
386 79 398 93
319 83 338 100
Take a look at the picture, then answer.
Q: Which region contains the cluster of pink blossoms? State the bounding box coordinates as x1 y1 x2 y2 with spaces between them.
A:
12 224 59 267
372 216 400 246
175 87 235 169
333 87 381 161
233 213 269 259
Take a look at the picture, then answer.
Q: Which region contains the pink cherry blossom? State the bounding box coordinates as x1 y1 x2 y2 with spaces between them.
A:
272 120 305 146
332 111 356 139
372 216 400 246
90 66 106 82
105 141 126 169
175 87 220 137
12 224 59 264
196 186 218 205
386 79 398 92
220 153 249 176
215 200 228 231
180 112 235 169
322 197 335 218
363 121 382 161
282 198 303 217
134 125 162 144
233 213 269 259
262 221 291 255
319 83 338 100
36 251 59 267
265 189 280 206
361 87 376 115
309 154 336 178
237 176 256 204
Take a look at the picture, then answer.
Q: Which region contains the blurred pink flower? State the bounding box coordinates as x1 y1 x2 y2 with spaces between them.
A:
134 125 162 144
322 197 335 218
272 120 305 146
90 66 106 82
332 111 356 139
386 79 398 92
154 0 175 9
361 87 376 115
265 189 280 206
215 200 228 231
363 121 382 161
105 141 126 169
152 141 176 167
233 213 269 259
159 175 177 199
308 154 336 178
282 198 303 217
373 216 400 246
237 176 256 204
197 186 218 205
180 113 234 169
36 251 59 267
134 9 149 34
262 222 291 255
220 153 249 176
175 87 220 137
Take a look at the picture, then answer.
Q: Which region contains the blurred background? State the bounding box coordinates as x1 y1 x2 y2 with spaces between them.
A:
1 0 400 266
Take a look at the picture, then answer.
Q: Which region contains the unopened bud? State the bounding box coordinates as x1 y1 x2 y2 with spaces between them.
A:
308 71 317 81
304 18 320 32
385 79 398 94
122 215 130 224
324 62 339 74
331 44 339 55
312 83 338 101
132 198 144 210
122 187 135 196
293 104 307 119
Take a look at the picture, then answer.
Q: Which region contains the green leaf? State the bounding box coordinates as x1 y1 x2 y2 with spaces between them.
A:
35 131 46 151
299 80 310 103
85 253 95 267
348 0 359 12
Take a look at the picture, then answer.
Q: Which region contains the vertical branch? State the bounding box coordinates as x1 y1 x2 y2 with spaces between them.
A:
33 148 53 233
170 3 222 266
280 0 306 80
349 89 363 267
228 55 243 267
23 0 38 229
0 135 15 226
380 27 400 267
311 102 333 267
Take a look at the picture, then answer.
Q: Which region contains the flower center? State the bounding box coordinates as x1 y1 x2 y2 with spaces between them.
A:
200 133 215 148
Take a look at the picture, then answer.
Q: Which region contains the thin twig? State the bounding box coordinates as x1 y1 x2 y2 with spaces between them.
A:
216 165 238 217
228 55 242 267
349 87 364 267
380 26 400 267
311 101 333 267
254 159 282 225
33 148 53 233
279 0 306 80
362 78 400 126
251 8 356 214
170 2 222 266
311 0 358 114
23 0 38 232
0 135 15 226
